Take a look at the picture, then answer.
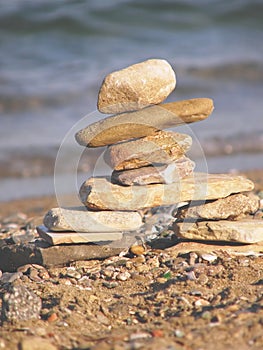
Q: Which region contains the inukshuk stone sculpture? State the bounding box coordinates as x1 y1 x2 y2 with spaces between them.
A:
38 59 262 246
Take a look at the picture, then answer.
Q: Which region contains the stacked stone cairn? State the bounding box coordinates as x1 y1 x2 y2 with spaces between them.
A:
38 59 263 247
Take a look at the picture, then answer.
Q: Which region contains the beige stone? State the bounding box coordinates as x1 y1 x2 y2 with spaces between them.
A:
75 98 214 147
166 240 263 257
173 219 263 244
37 225 123 245
43 207 142 232
105 131 192 171
97 59 176 114
176 193 260 221
112 157 195 186
79 173 254 211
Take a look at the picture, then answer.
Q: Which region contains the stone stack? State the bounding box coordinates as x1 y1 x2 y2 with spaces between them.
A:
38 59 263 247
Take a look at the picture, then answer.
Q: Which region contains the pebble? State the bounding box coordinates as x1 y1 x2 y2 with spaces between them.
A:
116 271 131 281
129 332 151 341
11 230 35 244
189 252 198 265
152 329 164 338
201 310 212 320
102 281 119 289
201 253 218 263
66 267 82 280
0 271 22 284
174 329 185 338
29 268 42 282
195 299 210 307
186 270 196 281
47 312 58 323
130 245 146 256
197 273 209 285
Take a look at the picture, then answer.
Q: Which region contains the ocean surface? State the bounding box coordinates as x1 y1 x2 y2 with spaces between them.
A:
0 0 263 201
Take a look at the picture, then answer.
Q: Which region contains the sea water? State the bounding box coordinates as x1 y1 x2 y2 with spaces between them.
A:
0 0 262 200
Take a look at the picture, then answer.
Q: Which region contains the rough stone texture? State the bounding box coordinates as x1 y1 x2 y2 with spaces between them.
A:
173 219 263 244
37 225 123 245
0 242 124 272
105 131 192 171
1 285 42 322
43 207 142 232
79 173 254 211
75 98 214 147
97 59 176 114
176 193 260 221
112 157 195 185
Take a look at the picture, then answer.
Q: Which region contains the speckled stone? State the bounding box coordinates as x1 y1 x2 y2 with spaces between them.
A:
1 284 42 322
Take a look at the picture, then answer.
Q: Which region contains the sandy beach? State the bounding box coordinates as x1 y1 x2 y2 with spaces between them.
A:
0 168 262 349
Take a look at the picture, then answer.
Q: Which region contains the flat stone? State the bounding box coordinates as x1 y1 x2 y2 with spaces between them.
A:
176 193 260 221
173 219 263 244
37 225 123 245
105 131 192 171
97 59 176 114
112 157 195 185
75 98 214 147
79 173 254 211
0 241 124 272
43 207 142 232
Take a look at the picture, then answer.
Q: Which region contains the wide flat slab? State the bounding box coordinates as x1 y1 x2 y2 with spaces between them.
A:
75 98 214 147
80 173 254 211
37 225 123 245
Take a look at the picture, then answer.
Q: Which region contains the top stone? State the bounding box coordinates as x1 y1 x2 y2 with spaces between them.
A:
97 59 176 114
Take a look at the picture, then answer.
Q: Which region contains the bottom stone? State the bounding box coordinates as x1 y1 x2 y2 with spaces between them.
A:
37 225 123 245
173 219 263 244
